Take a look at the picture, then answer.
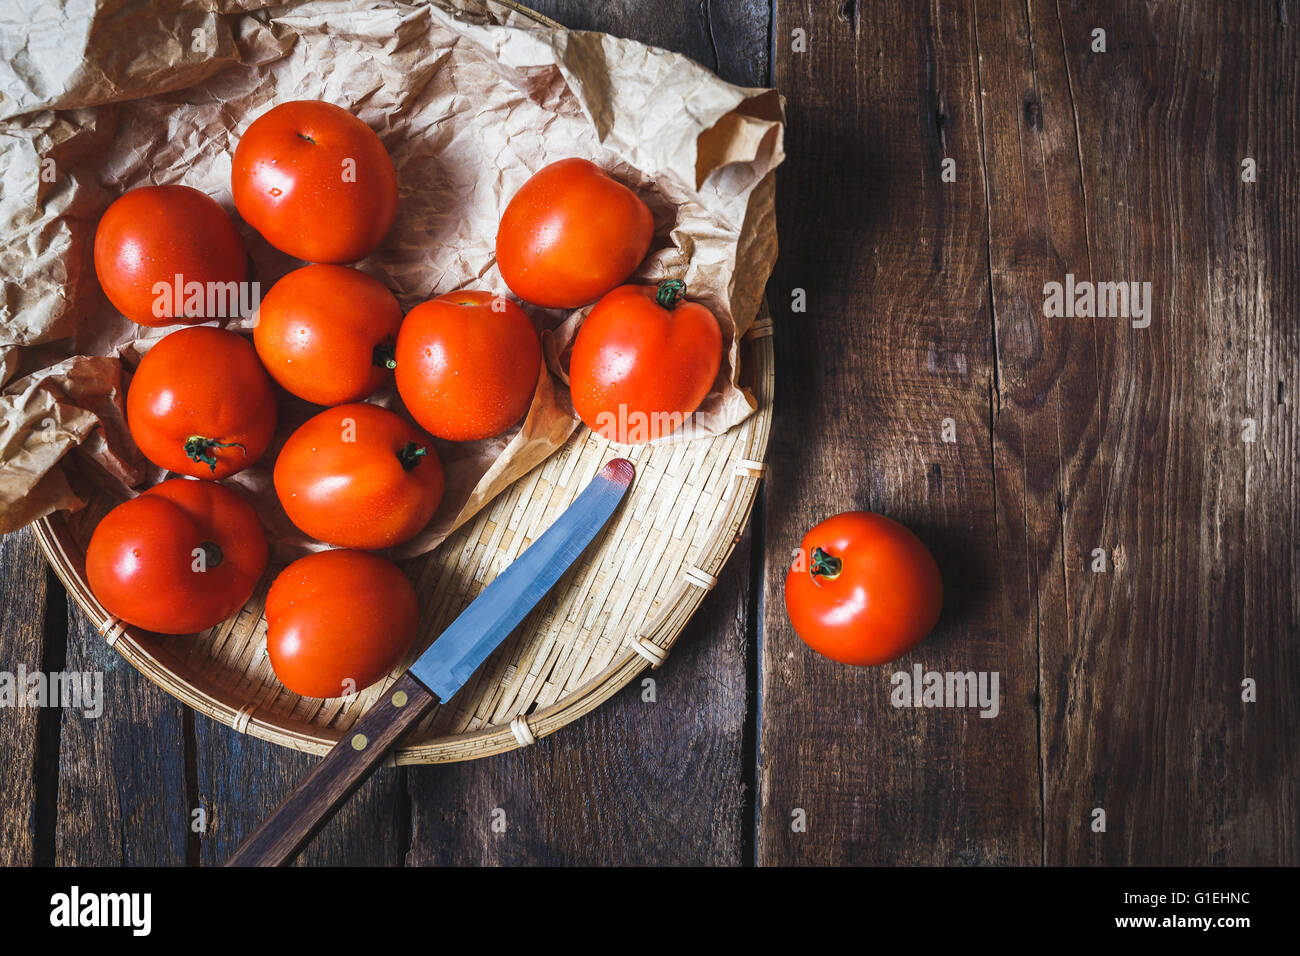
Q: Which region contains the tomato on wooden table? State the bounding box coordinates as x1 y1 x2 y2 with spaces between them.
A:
394 291 542 441
569 280 722 443
784 512 943 667
273 402 444 550
94 185 248 326
496 158 653 308
232 100 399 263
127 326 277 478
266 549 418 698
85 478 268 634
254 264 403 406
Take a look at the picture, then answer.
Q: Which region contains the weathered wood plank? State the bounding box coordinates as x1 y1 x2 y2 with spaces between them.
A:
967 0 1099 870
530 0 771 86
1029 0 1300 864
406 529 751 866
1226 2 1300 866
55 604 190 865
0 528 53 866
194 715 410 867
759 0 1041 864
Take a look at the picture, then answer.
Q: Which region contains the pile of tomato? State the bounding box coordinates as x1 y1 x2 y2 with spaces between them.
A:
84 97 947 698
85 100 725 699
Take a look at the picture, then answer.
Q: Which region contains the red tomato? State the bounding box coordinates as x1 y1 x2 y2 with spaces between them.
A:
496 158 653 308
85 478 268 634
127 326 277 479
265 549 418 698
394 291 541 441
273 402 444 549
784 512 943 666
568 280 721 443
254 264 403 405
93 185 248 327
232 100 399 263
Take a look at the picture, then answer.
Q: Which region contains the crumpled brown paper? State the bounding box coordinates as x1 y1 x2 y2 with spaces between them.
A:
0 0 784 556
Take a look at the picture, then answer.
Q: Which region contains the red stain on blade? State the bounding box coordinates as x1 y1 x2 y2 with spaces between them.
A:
599 458 635 486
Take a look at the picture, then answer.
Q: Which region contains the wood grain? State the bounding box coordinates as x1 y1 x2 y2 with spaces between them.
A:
225 673 438 867
0 529 53 866
1025 0 1300 865
194 713 413 866
759 0 1041 864
969 0 1099 869
54 601 190 865
529 0 771 86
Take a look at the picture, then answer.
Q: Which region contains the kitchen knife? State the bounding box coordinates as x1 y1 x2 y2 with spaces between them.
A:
225 458 635 867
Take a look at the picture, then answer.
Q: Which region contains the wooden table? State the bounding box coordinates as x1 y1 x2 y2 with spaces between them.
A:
1 0 1295 866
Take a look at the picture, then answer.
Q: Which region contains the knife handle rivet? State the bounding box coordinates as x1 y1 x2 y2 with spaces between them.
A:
391 691 409 708
351 733 368 751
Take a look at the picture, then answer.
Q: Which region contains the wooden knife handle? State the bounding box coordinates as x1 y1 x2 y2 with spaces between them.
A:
225 672 439 867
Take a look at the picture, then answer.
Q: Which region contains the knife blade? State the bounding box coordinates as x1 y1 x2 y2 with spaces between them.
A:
226 457 634 867
410 456 635 699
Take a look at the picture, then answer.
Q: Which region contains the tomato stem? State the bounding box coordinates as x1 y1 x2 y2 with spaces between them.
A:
199 540 224 570
184 436 246 473
397 441 429 471
810 547 842 585
655 279 687 309
373 340 397 370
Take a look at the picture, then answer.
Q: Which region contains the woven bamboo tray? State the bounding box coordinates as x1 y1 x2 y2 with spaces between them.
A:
35 316 772 763
32 0 774 763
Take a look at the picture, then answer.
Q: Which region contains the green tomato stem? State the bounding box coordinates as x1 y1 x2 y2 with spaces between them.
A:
810 547 843 584
397 441 429 471
184 436 246 473
655 279 687 309
373 340 397 370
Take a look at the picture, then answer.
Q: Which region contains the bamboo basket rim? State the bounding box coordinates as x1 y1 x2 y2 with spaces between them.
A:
31 0 776 764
